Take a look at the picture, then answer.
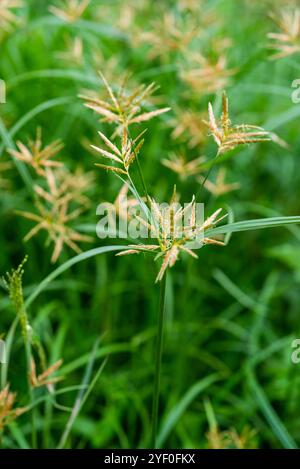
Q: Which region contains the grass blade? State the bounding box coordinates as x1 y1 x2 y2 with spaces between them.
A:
207 216 300 237
247 369 297 449
157 374 220 447
25 245 131 308
58 338 107 448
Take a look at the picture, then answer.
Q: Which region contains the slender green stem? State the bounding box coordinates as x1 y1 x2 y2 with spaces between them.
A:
151 273 167 448
196 152 218 200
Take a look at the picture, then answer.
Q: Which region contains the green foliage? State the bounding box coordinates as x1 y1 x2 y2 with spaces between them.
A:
0 0 300 450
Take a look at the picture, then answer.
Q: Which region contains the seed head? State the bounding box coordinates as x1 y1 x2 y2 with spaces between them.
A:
181 55 235 95
268 8 300 59
206 92 270 155
17 169 92 263
56 36 83 65
101 183 141 226
0 385 27 432
136 12 200 59
91 127 146 175
170 109 208 148
117 188 226 282
162 153 206 180
30 358 63 389
8 128 64 177
198 168 240 197
81 72 170 133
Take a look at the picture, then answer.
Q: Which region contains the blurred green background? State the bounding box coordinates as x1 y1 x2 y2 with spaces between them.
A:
0 0 300 449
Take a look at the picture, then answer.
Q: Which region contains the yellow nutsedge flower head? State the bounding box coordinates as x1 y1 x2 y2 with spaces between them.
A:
56 36 83 66
0 385 27 432
169 109 208 149
136 12 200 59
181 54 235 96
49 0 89 23
206 424 258 449
116 187 226 283
81 72 170 132
162 153 206 180
8 128 64 177
268 7 300 60
17 169 92 263
30 358 63 389
101 183 142 226
50 166 95 207
206 92 270 155
197 168 240 197
91 127 146 175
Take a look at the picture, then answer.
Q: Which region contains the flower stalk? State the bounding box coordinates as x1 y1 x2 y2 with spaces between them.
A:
151 272 167 448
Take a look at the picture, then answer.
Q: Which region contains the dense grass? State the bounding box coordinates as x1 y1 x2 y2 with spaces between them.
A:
1 0 300 449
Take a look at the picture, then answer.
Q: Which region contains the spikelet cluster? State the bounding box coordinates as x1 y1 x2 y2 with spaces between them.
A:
82 73 170 132
18 169 92 263
0 386 27 432
268 8 300 59
170 109 208 149
198 168 240 197
136 12 200 60
118 188 226 282
8 124 94 262
162 153 206 180
30 358 63 389
8 128 63 177
91 127 146 175
207 92 270 155
180 55 235 95
83 72 170 174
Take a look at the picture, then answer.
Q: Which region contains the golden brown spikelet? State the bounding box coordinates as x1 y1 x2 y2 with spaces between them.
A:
170 109 208 149
17 168 93 263
162 153 206 180
81 72 170 132
101 183 141 226
198 168 240 197
8 128 64 177
91 127 146 174
115 188 225 282
136 12 200 60
268 7 300 59
206 425 258 449
56 36 83 66
181 55 235 95
206 92 270 155
0 385 27 432
30 358 63 389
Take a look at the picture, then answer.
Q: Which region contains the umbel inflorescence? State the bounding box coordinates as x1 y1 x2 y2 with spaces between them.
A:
84 74 270 282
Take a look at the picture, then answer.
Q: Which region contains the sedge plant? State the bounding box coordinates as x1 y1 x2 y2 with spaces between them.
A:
2 0 300 451
80 73 300 448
